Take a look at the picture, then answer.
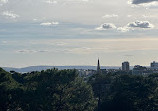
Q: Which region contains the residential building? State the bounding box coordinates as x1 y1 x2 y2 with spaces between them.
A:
132 65 152 75
122 61 130 71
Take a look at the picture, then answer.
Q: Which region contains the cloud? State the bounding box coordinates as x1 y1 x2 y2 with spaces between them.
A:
0 0 8 3
2 41 7 44
60 38 158 54
124 54 134 57
102 14 118 18
10 38 158 57
2 11 19 19
44 0 89 4
33 18 38 21
44 0 58 4
0 0 8 4
82 0 89 1
64 0 89 2
117 21 154 32
65 47 92 54
127 15 132 18
127 21 154 28
16 49 49 53
128 0 158 8
96 21 154 33
40 22 59 26
130 0 158 4
96 21 153 32
96 23 117 30
142 14 157 18
117 27 130 32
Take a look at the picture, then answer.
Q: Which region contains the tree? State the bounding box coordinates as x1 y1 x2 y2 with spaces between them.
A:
0 68 24 111
0 68 97 111
19 68 97 111
89 73 158 111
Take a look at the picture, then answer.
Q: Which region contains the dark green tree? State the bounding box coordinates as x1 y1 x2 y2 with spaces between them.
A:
20 69 97 111
0 68 24 111
89 73 158 111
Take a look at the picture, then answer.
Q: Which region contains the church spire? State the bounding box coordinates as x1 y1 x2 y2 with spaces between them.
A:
97 58 101 74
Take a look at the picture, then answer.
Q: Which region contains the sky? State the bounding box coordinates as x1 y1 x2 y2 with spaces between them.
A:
1 0 158 67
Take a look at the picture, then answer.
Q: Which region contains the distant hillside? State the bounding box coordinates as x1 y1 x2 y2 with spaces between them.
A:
2 66 122 73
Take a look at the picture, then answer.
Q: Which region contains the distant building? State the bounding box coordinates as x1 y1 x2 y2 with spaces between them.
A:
78 69 96 77
122 61 130 71
151 61 158 69
106 69 121 74
150 61 158 73
132 65 152 75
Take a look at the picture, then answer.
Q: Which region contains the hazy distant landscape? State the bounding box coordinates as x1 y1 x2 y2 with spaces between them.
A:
2 66 135 73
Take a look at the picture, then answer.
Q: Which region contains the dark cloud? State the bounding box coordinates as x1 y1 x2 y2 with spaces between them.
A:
96 23 116 30
132 0 158 4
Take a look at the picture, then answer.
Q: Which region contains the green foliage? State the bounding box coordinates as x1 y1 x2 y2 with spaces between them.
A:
0 68 23 111
89 74 158 111
0 68 97 111
2 66 158 111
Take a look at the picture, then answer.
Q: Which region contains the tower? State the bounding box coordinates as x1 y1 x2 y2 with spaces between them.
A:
97 58 101 74
122 61 130 71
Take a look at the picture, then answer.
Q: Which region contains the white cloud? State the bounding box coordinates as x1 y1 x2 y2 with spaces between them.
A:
117 21 154 32
96 21 154 32
33 19 38 21
16 49 49 53
2 41 7 44
0 0 8 4
117 27 130 32
96 23 117 30
44 0 89 4
65 47 92 54
127 21 154 28
127 15 132 18
142 14 157 18
40 22 59 26
82 0 89 1
102 14 118 18
2 11 19 19
44 0 58 4
64 0 89 2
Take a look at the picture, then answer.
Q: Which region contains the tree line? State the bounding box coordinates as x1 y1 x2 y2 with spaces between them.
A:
1 67 158 111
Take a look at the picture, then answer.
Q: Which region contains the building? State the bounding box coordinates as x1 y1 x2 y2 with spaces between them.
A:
132 65 152 75
151 61 158 69
122 61 130 71
150 61 158 73
78 69 96 77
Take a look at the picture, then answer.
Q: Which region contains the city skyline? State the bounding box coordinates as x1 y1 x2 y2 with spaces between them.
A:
1 0 158 67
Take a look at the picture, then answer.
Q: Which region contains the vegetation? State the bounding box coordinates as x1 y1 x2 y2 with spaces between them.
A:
1 67 158 111
0 68 96 111
89 73 158 111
